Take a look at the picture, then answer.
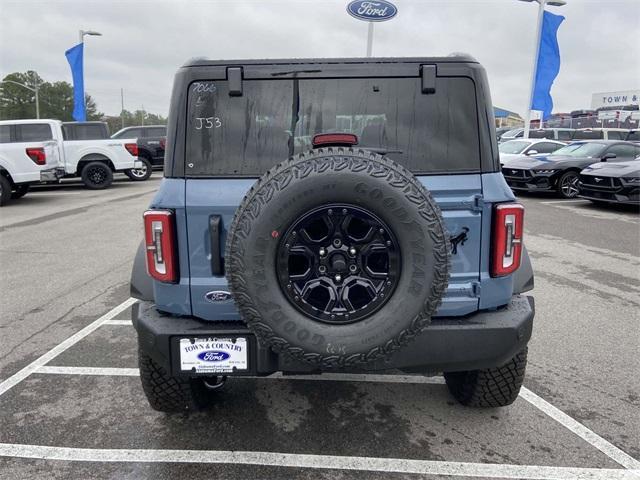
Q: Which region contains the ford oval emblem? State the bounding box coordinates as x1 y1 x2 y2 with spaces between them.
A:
205 290 233 303
197 350 231 362
347 0 398 22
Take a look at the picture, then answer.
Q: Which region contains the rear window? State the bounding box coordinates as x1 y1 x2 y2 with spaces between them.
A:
0 125 10 143
146 127 166 137
16 123 53 142
186 77 480 176
63 123 108 140
557 130 574 141
627 131 640 141
606 131 625 140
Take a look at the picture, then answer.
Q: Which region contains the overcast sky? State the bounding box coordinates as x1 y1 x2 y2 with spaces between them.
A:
1 0 638 118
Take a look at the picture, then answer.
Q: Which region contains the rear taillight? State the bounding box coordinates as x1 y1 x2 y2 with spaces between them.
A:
26 147 46 165
125 143 139 156
144 210 178 283
491 203 524 277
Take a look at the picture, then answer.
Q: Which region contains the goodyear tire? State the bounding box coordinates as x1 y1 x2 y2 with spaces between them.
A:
138 350 215 413
444 348 528 407
225 148 450 369
0 175 12 206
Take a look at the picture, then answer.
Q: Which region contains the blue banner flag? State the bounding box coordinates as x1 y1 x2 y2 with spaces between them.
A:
65 43 85 121
531 11 565 120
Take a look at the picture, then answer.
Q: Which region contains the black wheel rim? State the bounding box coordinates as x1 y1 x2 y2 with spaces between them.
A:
276 204 401 324
88 166 106 184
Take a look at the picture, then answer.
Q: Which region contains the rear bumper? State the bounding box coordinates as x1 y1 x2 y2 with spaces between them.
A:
40 167 65 182
578 186 640 205
133 295 534 376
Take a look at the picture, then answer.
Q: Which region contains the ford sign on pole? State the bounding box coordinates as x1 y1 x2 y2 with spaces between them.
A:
347 1 398 57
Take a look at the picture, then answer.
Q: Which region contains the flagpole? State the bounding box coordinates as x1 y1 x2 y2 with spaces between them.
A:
366 22 374 57
523 0 546 139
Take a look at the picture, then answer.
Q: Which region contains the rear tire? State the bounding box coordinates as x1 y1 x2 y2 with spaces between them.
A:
444 348 528 407
138 350 216 413
81 162 113 189
0 175 12 206
125 157 152 181
11 184 30 199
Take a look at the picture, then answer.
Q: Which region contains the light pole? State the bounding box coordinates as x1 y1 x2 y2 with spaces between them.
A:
518 0 566 138
1 80 40 119
78 29 102 119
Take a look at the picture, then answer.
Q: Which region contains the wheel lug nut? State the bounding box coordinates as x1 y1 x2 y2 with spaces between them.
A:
328 209 333 215
333 239 342 247
294 296 300 301
349 265 357 273
349 247 356 256
319 248 326 256
379 228 384 234
335 274 342 282
386 240 391 246
319 265 326 273
342 208 347 214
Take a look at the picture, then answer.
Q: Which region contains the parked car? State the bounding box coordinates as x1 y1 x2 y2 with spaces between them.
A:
62 121 110 140
112 125 166 179
130 56 535 413
578 159 640 206
0 119 145 191
502 140 640 198
495 126 513 142
0 120 65 205
499 139 565 164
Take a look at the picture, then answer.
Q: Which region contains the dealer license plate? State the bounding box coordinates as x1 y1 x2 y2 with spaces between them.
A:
179 337 248 373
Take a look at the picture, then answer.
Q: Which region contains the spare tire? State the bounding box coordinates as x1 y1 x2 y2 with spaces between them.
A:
226 148 450 368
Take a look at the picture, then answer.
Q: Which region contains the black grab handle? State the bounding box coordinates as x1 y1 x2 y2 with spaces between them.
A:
209 215 224 275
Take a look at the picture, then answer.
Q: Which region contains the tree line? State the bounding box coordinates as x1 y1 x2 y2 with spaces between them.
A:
0 71 166 134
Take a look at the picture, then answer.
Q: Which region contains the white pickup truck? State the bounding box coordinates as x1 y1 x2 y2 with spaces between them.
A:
0 119 145 205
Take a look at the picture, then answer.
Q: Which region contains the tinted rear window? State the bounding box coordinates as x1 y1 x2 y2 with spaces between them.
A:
16 123 53 142
186 77 480 176
627 131 640 141
63 124 108 140
0 125 10 143
146 127 166 137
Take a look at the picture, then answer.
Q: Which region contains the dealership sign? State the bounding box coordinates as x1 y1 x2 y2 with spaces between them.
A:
591 90 639 109
347 1 397 22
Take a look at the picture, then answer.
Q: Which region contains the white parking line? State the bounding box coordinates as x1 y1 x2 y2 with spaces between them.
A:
519 388 640 470
37 366 140 376
0 298 136 397
0 443 637 480
102 319 133 326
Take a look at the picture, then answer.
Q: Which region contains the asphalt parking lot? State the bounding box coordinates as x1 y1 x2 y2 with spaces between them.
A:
0 174 638 480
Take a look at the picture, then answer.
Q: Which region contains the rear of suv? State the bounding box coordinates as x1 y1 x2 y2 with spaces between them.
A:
130 57 535 412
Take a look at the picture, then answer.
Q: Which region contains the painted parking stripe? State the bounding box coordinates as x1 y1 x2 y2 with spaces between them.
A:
0 443 637 479
539 200 589 204
519 388 640 470
102 319 133 326
0 298 137 397
31 365 639 469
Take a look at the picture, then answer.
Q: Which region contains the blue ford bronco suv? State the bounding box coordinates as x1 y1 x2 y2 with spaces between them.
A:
130 56 534 412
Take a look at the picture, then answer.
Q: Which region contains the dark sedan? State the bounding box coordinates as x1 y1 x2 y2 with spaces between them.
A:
501 141 640 198
579 159 640 205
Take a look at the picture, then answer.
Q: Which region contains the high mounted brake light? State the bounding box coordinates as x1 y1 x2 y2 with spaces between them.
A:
26 147 46 165
125 143 139 156
144 210 178 283
312 133 358 147
491 203 524 277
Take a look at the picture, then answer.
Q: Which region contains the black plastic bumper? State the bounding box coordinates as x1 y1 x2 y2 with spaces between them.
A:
133 295 534 376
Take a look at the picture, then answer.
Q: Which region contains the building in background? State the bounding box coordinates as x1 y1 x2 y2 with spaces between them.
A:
494 107 523 128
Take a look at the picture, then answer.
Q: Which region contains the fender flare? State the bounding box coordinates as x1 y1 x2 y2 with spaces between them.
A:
130 240 154 301
513 244 534 294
